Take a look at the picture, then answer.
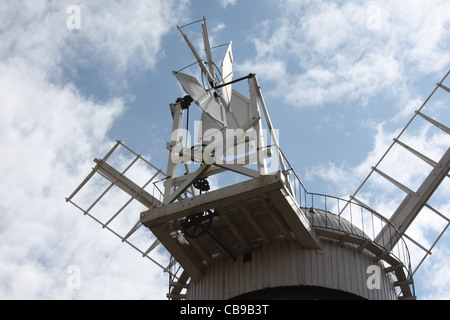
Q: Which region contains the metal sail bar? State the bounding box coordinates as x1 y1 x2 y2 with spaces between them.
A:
340 70 450 274
66 141 171 273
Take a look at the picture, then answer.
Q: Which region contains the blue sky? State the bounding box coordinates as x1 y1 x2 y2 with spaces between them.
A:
0 0 449 300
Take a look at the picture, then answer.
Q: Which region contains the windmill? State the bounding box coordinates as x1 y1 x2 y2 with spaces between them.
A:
66 17 449 300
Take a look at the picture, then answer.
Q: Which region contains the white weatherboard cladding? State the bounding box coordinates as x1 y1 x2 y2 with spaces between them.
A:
186 240 398 300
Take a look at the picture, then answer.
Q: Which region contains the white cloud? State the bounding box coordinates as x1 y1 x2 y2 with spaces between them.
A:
213 22 227 33
220 0 237 9
418 244 450 300
0 0 188 299
238 0 450 108
69 1 186 73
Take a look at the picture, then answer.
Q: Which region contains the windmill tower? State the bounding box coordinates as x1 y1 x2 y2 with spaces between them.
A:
67 17 450 300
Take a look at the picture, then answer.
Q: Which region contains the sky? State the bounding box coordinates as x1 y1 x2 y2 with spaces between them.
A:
0 0 449 300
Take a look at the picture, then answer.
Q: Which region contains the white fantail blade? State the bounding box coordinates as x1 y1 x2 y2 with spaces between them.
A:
177 25 215 84
174 71 227 127
199 89 252 138
221 41 234 107
199 112 256 158
198 89 256 157
202 17 216 81
228 89 252 129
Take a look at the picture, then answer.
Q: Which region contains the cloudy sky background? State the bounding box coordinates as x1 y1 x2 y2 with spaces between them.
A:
0 0 449 299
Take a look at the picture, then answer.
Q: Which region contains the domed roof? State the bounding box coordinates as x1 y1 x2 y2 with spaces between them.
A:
305 208 369 240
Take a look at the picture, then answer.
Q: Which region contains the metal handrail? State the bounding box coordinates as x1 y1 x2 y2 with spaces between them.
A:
280 153 415 297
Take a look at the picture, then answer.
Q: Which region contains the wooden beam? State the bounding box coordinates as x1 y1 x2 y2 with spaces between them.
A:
237 201 271 244
267 188 320 249
150 225 204 281
375 147 450 250
259 196 295 242
163 164 211 205
215 206 252 250
93 159 161 208
172 220 213 265
214 163 260 178
169 270 190 297
142 173 284 228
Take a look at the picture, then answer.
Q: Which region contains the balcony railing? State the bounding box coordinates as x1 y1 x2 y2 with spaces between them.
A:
279 150 415 298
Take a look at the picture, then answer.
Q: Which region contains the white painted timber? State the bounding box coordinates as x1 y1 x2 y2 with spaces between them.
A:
186 240 398 300
141 173 320 282
375 147 450 250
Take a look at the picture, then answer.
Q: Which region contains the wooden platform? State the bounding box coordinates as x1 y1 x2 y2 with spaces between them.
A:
141 173 319 281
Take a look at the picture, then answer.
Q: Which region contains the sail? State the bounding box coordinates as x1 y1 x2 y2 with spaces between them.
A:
221 41 233 107
174 71 227 127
